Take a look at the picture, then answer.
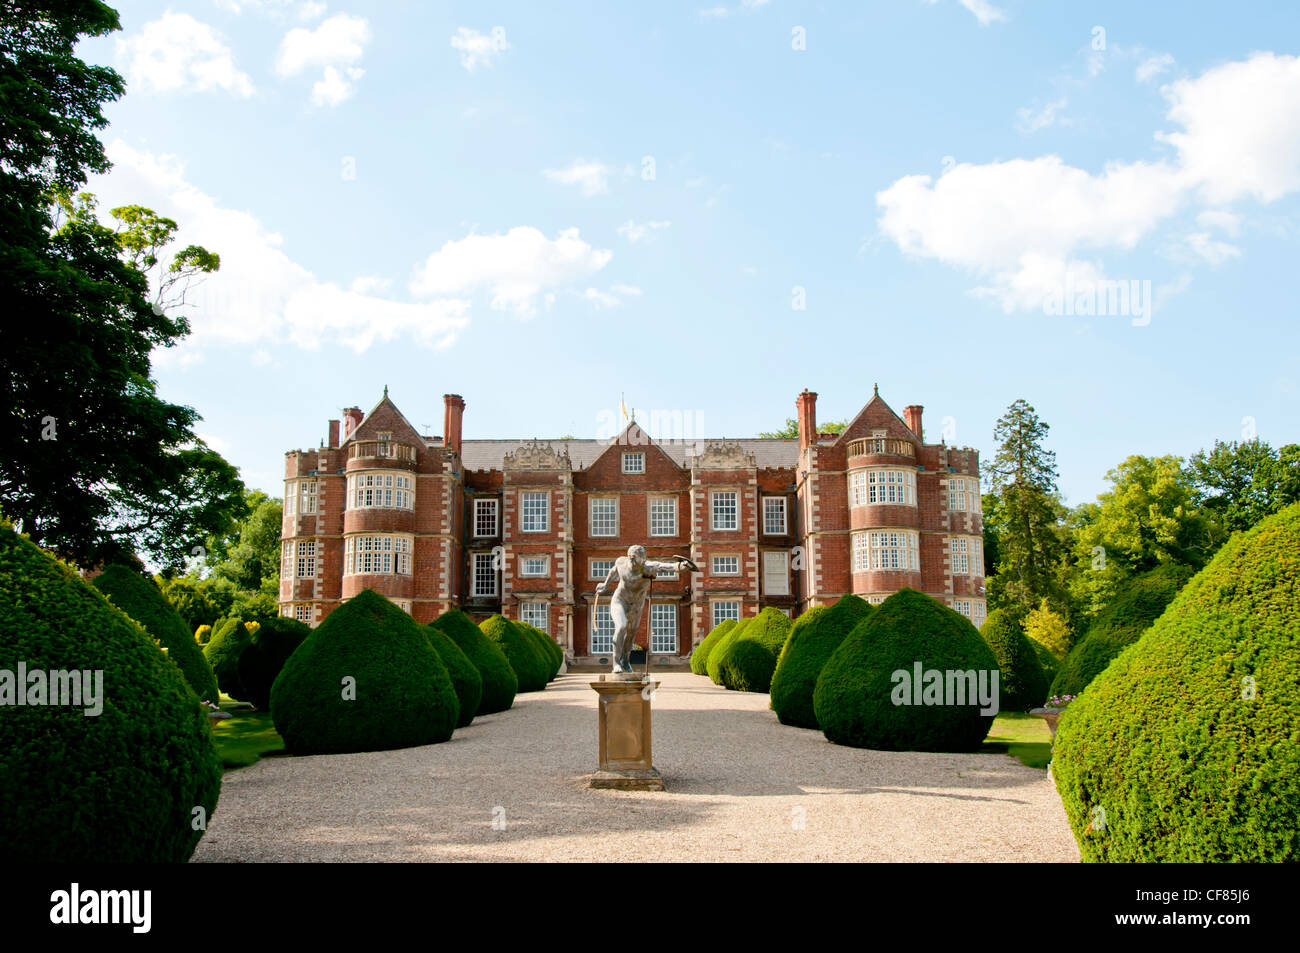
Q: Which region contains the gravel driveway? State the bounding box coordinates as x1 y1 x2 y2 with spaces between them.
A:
193 672 1080 862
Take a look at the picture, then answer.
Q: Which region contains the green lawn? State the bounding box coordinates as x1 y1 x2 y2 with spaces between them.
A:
982 712 1053 769
209 708 285 771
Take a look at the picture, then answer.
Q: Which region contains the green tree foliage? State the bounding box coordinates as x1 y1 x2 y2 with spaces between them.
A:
0 525 221 861
91 562 219 703
1023 598 1072 661
759 418 848 439
203 617 251 699
770 595 872 728
1051 504 1300 861
424 625 483 728
978 607 1048 712
1188 438 1300 534
430 609 516 714
236 616 310 710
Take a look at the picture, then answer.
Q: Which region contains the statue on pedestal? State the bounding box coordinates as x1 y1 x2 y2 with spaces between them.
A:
595 545 698 677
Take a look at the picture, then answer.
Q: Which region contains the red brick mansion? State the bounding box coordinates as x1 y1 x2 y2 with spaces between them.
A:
279 387 986 661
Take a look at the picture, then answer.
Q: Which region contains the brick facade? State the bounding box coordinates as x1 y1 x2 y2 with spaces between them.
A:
279 387 986 659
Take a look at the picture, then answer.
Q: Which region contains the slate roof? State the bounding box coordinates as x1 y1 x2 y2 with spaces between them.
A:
453 437 800 471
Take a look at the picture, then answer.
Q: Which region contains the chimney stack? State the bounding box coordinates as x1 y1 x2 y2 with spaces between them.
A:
443 394 465 456
328 419 340 448
341 406 363 442
904 405 923 440
796 389 818 451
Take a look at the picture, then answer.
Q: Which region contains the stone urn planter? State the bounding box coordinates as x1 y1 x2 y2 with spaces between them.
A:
1031 696 1077 739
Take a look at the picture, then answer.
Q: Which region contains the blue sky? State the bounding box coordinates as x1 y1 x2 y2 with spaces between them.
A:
78 1 1300 504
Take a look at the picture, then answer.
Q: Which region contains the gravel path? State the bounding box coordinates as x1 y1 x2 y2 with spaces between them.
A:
193 673 1079 862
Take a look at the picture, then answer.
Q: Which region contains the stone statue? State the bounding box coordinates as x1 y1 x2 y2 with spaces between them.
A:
596 545 698 677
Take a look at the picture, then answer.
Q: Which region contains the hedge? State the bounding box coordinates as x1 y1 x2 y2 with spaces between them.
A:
518 621 561 680
771 594 872 728
715 607 793 692
706 618 751 685
203 617 251 700
1049 562 1194 698
431 609 517 714
814 588 1000 751
979 607 1048 712
92 564 219 704
0 527 221 861
480 614 550 693
1051 504 1300 862
236 616 311 710
690 619 736 675
270 589 459 754
425 625 483 728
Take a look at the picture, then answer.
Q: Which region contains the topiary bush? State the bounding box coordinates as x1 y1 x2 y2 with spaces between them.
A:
771 595 872 728
270 589 459 754
1049 562 1194 698
518 622 561 680
204 617 251 699
707 618 750 685
195 624 213 646
713 607 793 692
92 563 219 704
0 527 221 862
1031 639 1061 685
424 625 483 728
431 609 517 715
236 616 311 711
814 589 1000 751
690 619 735 675
979 607 1049 712
480 614 550 693
1051 504 1300 862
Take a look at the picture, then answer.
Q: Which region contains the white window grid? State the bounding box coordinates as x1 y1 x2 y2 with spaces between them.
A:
868 470 916 505
521 602 549 633
711 555 740 576
762 497 787 535
711 601 740 628
973 601 987 626
520 555 549 577
345 535 412 575
650 604 677 654
649 497 677 537
348 472 414 510
591 604 614 654
282 541 293 577
472 552 498 597
296 540 316 577
622 452 645 474
951 537 970 575
590 497 618 537
473 498 499 537
948 477 978 512
294 604 312 623
521 492 549 532
711 491 738 530
300 480 318 514
763 551 789 596
954 600 972 618
853 530 920 571
590 559 615 580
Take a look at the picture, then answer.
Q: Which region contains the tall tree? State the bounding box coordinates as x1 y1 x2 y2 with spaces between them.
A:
1188 439 1300 534
759 417 848 439
0 1 244 568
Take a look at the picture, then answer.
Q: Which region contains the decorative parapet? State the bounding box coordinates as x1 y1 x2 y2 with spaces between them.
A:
502 439 572 471
686 439 756 470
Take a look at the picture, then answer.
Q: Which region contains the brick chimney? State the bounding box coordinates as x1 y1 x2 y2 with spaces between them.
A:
443 394 465 456
328 419 340 448
796 389 818 451
341 406 363 442
904 405 923 440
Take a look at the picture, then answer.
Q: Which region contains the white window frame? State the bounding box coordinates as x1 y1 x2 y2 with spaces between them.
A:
951 537 970 575
711 554 740 576
347 471 414 510
589 496 618 537
519 555 549 578
473 498 499 538
296 540 316 578
763 550 789 596
591 604 614 654
299 480 318 515
853 530 920 572
762 496 787 535
520 491 549 533
865 469 916 506
520 602 549 633
472 552 498 597
710 490 739 531
649 496 677 537
622 452 645 474
711 600 740 628
294 604 312 623
590 558 615 580
345 534 413 575
650 603 677 654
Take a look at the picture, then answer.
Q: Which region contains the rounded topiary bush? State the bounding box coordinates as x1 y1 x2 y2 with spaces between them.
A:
480 614 549 693
707 618 750 685
979 607 1048 712
519 622 561 679
0 527 221 862
203 617 251 699
814 589 1000 751
714 607 793 692
92 563 219 704
431 609 517 714
425 625 483 728
270 589 459 754
771 594 872 728
236 616 311 710
690 619 735 675
1051 505 1300 862
1049 562 1194 698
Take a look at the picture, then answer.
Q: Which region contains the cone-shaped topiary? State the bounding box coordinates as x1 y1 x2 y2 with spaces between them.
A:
707 618 750 685
92 563 219 704
814 589 1000 751
1030 639 1061 685
0 527 221 862
771 595 872 728
980 607 1049 712
431 609 517 714
690 619 735 675
236 616 311 711
424 625 483 728
480 614 549 693
204 617 251 699
519 622 561 679
1051 504 1300 862
714 607 793 692
1049 562 1194 698
270 589 459 754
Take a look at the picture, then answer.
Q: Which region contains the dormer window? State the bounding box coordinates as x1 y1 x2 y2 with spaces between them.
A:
622 452 645 474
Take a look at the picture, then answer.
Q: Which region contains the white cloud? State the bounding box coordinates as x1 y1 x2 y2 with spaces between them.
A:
610 284 643 296
1137 53 1175 83
617 219 671 243
450 27 510 71
583 288 621 309
1183 232 1241 266
699 7 730 18
213 0 325 19
922 0 1006 27
543 159 613 196
276 13 369 105
312 65 364 106
1195 209 1241 236
90 141 471 356
1016 97 1069 133
117 13 254 98
410 227 613 317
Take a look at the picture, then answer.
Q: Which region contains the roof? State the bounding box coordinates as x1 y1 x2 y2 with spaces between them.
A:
456 437 799 471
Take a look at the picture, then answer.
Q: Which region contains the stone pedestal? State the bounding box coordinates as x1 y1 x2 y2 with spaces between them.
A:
589 676 664 791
